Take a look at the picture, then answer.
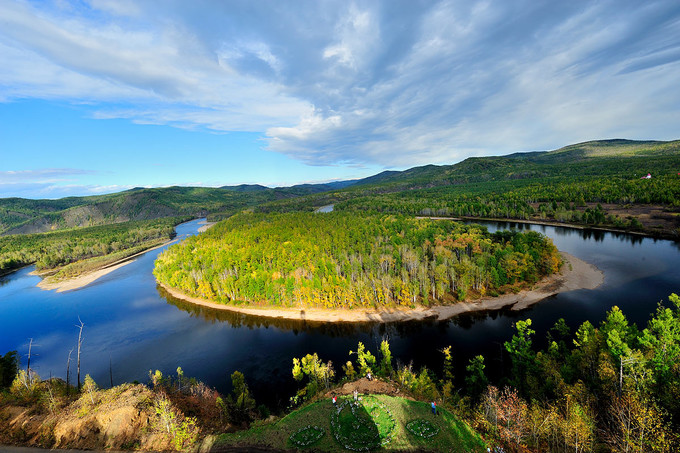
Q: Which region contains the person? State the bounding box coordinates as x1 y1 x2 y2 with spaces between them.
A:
332 395 337 408
431 401 437 415
353 389 358 404
367 371 372 381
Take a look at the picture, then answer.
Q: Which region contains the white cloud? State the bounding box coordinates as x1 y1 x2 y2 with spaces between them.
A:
1 0 679 170
0 168 95 184
0 182 134 199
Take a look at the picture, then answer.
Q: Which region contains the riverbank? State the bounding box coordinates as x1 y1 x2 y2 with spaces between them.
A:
457 210 679 241
417 207 680 241
160 251 603 323
198 219 217 232
34 239 179 293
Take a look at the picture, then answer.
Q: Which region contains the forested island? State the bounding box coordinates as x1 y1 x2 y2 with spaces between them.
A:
153 212 563 317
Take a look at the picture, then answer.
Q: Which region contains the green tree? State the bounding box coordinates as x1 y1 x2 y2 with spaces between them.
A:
292 353 335 402
601 306 634 361
378 339 393 377
639 293 680 417
227 371 256 423
465 355 488 402
350 342 377 376
505 318 536 395
0 351 18 390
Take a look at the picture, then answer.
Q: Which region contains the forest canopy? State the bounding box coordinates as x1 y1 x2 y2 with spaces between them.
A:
153 212 561 309
0 217 189 275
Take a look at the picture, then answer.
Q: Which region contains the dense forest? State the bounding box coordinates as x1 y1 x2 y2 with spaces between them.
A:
0 182 354 236
0 216 189 276
2 138 678 285
154 212 561 309
336 174 680 228
4 140 679 238
256 141 680 237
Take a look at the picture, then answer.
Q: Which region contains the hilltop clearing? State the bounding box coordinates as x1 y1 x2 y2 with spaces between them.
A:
214 390 487 452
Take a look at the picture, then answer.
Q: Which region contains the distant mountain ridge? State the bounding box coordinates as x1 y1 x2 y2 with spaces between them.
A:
0 180 358 235
1 138 678 235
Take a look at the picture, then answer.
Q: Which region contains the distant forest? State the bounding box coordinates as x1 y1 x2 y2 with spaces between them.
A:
2 139 679 283
153 212 561 309
0 217 189 276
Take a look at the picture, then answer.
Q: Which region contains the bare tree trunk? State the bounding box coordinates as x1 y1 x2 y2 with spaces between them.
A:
26 338 33 380
76 318 84 392
66 348 73 396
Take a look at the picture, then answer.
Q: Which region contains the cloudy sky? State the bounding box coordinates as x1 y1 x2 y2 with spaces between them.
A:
1 0 679 199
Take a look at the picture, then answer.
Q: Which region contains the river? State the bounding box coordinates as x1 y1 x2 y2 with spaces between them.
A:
1 218 679 408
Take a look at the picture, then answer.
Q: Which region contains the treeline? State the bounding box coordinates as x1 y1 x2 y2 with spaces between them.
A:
475 295 680 451
0 216 190 274
335 174 680 231
154 212 561 309
292 293 680 452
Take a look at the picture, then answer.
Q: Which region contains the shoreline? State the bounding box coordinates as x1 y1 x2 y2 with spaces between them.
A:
457 215 677 240
417 214 679 241
34 239 179 293
197 220 216 232
160 251 603 323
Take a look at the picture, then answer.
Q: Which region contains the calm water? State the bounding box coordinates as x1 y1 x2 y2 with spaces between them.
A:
1 218 679 408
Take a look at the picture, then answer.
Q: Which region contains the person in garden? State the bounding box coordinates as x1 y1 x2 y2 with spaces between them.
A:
431 401 437 415
332 394 337 408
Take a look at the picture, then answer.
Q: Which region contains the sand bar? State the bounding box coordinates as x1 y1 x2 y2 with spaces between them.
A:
160 251 603 323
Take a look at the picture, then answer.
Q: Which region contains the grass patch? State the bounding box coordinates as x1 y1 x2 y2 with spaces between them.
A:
289 425 325 448
215 393 487 452
406 419 440 439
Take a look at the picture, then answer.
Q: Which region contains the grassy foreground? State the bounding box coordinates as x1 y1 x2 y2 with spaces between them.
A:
214 393 487 452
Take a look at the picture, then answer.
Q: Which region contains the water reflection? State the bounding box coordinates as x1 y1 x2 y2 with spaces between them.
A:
161 285 448 339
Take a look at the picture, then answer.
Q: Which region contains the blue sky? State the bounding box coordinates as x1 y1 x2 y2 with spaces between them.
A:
1 0 679 199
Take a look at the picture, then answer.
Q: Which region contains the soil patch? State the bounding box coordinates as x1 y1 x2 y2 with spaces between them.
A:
326 378 409 399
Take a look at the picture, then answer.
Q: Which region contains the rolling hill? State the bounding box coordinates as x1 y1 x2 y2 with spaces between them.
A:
2 138 679 236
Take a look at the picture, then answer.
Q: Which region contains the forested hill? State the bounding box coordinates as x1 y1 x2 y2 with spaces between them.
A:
348 139 680 191
0 180 357 235
257 139 680 237
3 138 679 236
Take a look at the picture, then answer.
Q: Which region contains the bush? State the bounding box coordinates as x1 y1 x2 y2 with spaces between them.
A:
10 370 42 401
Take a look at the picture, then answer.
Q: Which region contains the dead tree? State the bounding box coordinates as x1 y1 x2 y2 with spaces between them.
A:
26 338 33 379
66 348 73 396
76 317 84 392
26 338 39 382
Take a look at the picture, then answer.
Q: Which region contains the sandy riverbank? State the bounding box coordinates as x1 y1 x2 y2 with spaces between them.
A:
34 239 179 293
160 251 603 323
197 220 216 232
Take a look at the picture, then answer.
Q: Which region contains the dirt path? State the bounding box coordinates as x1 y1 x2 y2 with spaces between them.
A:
161 251 603 323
